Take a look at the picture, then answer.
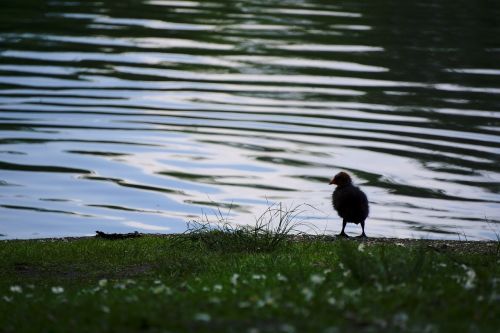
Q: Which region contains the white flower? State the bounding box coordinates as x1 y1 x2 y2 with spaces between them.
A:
276 273 288 282
358 243 365 252
2 296 13 302
101 305 110 313
114 283 126 290
252 274 266 280
462 265 476 290
256 299 266 308
343 288 362 299
257 292 275 307
230 274 240 287
90 287 100 294
327 297 336 305
213 284 223 292
310 274 325 285
301 287 314 302
151 285 170 295
98 279 108 287
194 313 211 322
10 286 22 293
395 242 405 247
51 286 64 294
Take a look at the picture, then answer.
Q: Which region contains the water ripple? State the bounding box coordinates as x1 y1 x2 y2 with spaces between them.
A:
0 0 499 240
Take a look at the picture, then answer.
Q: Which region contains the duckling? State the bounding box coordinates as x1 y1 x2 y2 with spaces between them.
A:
329 171 369 237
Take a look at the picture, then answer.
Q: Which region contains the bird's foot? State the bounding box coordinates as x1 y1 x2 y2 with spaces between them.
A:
336 232 349 238
356 233 367 239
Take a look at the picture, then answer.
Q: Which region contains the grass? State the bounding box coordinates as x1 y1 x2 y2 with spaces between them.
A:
182 202 314 252
0 233 498 333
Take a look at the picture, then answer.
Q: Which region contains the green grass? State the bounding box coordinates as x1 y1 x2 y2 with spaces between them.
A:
0 235 498 333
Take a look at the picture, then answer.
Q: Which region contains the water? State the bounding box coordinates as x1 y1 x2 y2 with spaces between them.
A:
0 0 499 240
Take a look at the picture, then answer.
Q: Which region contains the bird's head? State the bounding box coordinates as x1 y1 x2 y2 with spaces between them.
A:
329 171 352 186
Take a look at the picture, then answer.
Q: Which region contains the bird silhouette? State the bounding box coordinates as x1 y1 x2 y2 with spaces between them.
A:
329 171 369 237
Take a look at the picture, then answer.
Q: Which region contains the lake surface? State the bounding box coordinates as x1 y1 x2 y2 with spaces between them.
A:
1 0 499 240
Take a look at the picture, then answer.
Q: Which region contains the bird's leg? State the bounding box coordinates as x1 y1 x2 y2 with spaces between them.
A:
356 220 367 238
337 219 348 237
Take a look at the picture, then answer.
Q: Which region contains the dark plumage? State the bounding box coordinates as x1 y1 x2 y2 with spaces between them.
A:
329 171 369 237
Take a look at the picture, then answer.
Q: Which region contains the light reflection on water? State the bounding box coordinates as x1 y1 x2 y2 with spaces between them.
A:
0 0 499 240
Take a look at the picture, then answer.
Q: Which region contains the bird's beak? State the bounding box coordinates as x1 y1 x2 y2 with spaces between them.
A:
329 178 336 185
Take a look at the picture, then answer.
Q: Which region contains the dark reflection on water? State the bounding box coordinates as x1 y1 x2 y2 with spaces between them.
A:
0 0 499 239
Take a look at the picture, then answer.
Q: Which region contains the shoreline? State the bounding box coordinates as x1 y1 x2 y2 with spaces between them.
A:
1 233 496 244
1 233 497 255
